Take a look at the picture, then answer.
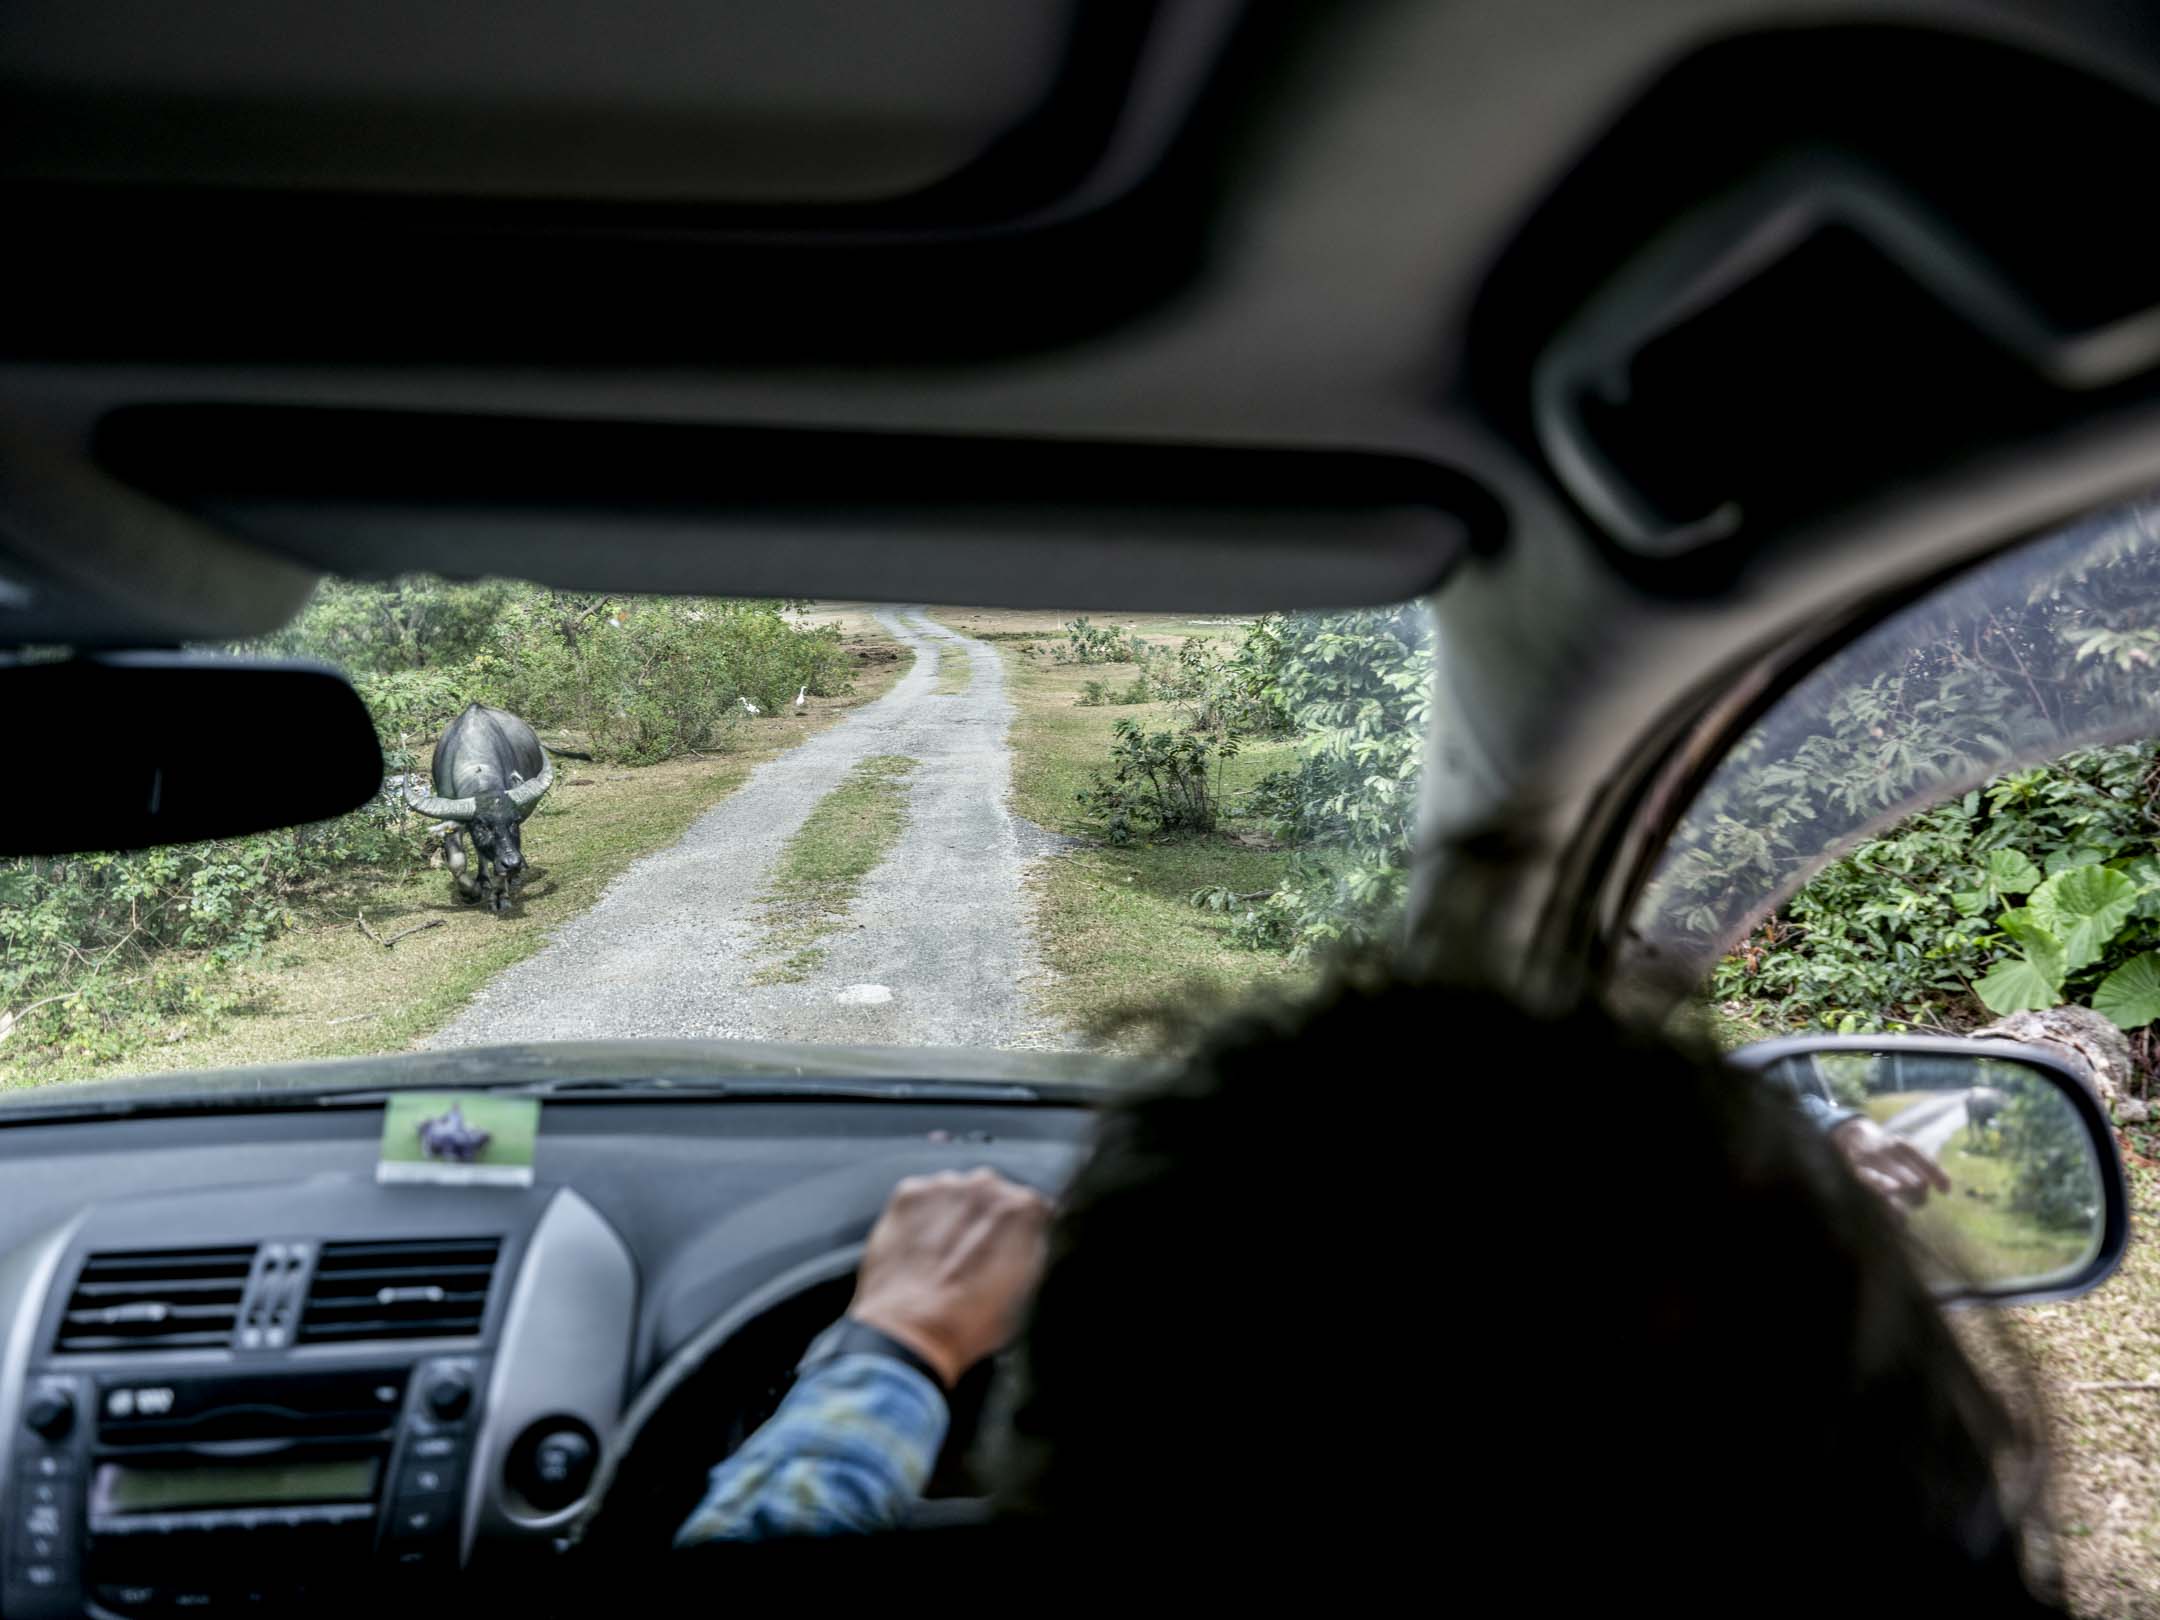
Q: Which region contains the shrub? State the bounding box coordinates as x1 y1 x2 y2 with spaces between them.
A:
1229 605 1435 959
1076 675 1154 708
2000 1073 2102 1229
1646 498 2160 951
255 577 513 675
483 595 852 764
1181 619 1294 737
1055 616 1137 665
1709 739 2160 1040
1076 720 1235 843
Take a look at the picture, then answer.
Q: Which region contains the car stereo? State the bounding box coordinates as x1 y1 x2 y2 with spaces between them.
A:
7 1357 484 1617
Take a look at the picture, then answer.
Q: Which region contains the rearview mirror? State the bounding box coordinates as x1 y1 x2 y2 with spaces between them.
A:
1730 1035 2128 1304
0 652 381 854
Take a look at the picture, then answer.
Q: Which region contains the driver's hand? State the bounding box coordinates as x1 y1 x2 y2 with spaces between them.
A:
848 1168 1053 1388
1828 1116 1952 1211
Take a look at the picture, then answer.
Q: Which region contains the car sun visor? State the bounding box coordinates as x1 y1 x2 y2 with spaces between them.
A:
1 653 382 854
90 406 1496 612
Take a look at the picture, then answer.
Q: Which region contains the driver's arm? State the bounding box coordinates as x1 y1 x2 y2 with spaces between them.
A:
675 1168 1051 1545
1790 1092 1953 1210
673 1338 950 1544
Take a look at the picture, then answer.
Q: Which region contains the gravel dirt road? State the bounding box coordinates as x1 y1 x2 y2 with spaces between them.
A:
426 609 1064 1050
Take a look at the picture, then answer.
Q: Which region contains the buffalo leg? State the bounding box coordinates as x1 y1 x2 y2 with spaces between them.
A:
441 827 482 901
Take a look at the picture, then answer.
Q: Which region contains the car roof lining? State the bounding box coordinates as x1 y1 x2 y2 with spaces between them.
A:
0 0 1103 211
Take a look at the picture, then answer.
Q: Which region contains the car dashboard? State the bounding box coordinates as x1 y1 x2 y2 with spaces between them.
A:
0 1093 1094 1616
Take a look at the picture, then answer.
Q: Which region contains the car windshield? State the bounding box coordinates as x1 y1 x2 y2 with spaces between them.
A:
1635 490 2160 976
0 592 1432 1095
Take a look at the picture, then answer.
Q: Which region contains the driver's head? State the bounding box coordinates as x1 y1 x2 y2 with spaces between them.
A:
995 971 2054 1610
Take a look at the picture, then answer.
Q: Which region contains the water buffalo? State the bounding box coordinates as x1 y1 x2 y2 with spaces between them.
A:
404 704 553 911
1966 1085 2007 1147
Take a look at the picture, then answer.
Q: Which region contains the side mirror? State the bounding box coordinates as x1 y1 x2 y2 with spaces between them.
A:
1729 1035 2129 1305
0 652 382 853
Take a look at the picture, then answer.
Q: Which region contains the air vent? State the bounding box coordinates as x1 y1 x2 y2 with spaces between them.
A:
297 1238 502 1344
53 1246 256 1353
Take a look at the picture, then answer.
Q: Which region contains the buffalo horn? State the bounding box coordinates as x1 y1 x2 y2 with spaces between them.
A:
507 753 555 810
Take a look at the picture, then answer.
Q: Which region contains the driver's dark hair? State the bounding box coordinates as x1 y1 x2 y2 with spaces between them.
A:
995 967 2058 1611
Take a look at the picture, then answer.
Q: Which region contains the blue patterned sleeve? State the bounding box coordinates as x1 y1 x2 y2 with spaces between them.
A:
673 1353 950 1545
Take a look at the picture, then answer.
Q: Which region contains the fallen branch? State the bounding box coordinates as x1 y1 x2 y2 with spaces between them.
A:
357 912 445 949
2067 1379 2160 1394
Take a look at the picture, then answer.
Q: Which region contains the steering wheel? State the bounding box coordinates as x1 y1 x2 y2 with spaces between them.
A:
571 1147 1069 1560
574 1257 1010 1559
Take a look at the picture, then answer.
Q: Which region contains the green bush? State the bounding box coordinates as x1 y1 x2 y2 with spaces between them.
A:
1063 607 1433 959
1076 675 1153 708
255 577 513 675
1228 605 1435 959
2000 1073 2101 1230
484 595 850 764
1647 502 2160 950
1076 719 1235 844
1055 616 1138 666
1709 739 2160 1037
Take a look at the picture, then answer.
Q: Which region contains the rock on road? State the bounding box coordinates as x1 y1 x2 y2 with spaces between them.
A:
426 609 1064 1050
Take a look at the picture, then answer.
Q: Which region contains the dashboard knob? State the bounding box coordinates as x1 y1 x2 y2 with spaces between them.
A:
513 1423 596 1511
422 1372 473 1421
23 1386 73 1441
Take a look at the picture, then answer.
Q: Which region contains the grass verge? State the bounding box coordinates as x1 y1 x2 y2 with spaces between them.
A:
933 642 972 696
1 629 910 1087
1912 1130 2093 1284
929 607 1314 1048
749 755 918 984
1966 1147 2160 1618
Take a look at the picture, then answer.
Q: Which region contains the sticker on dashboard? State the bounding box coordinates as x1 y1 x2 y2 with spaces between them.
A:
377 1091 539 1187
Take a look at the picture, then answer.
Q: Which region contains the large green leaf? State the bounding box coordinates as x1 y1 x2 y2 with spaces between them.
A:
2094 951 2160 1030
2044 845 2115 876
2119 854 2160 919
1974 908 2067 1015
2028 864 2140 972
1996 907 2066 970
1985 849 2042 896
1975 953 2066 1015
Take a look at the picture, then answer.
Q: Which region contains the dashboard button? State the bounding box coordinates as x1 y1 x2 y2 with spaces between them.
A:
407 1433 461 1461
421 1372 472 1421
397 1460 461 1498
387 1493 454 1540
95 1585 160 1615
511 1422 599 1511
23 1387 73 1442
